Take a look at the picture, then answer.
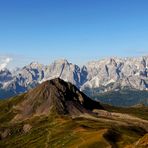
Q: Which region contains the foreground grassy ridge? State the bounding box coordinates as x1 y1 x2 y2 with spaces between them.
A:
0 114 147 148
103 104 148 120
0 94 26 124
0 92 148 148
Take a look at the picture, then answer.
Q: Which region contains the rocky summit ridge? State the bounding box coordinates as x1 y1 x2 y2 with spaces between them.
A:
12 78 103 120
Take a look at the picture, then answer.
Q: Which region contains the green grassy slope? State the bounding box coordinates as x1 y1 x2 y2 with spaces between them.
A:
0 95 148 148
103 104 148 120
0 115 147 148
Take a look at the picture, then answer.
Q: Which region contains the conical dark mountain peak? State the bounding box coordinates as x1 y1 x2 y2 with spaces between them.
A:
13 78 103 120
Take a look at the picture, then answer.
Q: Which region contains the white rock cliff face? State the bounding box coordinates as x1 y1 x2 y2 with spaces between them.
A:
42 59 82 88
1 56 148 96
82 56 148 91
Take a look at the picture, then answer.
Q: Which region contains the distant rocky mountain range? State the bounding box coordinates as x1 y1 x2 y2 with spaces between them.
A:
0 56 148 105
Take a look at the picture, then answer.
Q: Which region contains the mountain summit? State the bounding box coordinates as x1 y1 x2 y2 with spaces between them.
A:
13 78 103 120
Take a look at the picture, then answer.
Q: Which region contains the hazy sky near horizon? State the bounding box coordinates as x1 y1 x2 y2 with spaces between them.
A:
0 0 148 69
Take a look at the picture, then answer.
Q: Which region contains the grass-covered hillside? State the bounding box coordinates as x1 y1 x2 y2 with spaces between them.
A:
0 102 147 148
0 94 148 147
0 79 148 148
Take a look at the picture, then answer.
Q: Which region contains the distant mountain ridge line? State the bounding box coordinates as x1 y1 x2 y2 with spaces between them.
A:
0 55 148 100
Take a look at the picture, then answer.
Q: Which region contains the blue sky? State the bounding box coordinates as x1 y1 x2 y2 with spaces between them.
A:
0 0 148 68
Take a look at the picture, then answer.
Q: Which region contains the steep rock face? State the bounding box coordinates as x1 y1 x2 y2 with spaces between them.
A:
13 78 103 120
1 60 83 96
0 69 14 98
2 62 45 94
82 56 148 91
43 59 82 88
0 69 12 84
